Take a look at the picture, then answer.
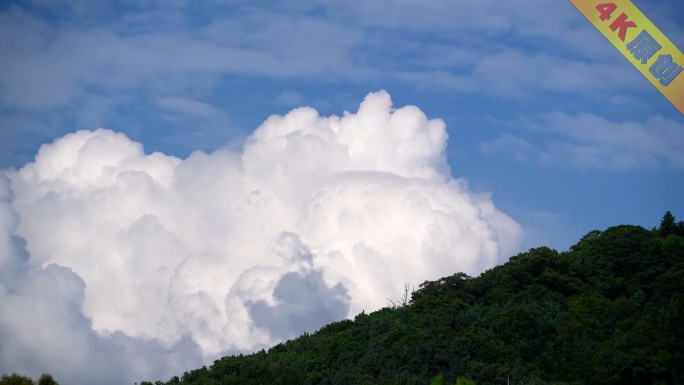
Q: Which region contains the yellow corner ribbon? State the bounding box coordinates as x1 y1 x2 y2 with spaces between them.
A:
569 0 684 114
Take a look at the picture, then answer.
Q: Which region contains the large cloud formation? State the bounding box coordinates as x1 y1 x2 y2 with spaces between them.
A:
0 91 521 384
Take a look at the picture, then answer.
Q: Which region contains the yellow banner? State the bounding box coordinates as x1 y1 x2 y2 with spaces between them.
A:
569 0 684 114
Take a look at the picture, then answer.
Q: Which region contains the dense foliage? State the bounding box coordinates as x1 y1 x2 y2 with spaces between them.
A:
148 212 684 385
0 373 58 385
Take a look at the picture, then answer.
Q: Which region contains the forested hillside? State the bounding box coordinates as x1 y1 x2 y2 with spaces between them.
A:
150 212 684 385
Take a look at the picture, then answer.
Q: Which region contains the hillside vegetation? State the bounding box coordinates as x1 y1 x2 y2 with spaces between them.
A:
149 212 684 385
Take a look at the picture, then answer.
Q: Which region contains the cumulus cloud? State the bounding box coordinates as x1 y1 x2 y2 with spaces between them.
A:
0 91 522 384
0 174 204 384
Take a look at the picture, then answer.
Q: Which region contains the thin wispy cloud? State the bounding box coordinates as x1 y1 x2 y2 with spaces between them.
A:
1 0 664 113
482 113 684 170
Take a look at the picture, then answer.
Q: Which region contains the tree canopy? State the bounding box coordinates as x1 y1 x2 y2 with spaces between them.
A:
0 374 59 385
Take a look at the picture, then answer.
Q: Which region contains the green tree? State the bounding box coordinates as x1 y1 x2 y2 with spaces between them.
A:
36 374 58 385
0 373 34 385
455 377 476 385
430 374 476 385
429 374 444 385
660 211 677 237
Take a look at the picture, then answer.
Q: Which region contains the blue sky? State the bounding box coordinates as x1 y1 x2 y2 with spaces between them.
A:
1 0 683 383
0 0 684 249
2 0 682 252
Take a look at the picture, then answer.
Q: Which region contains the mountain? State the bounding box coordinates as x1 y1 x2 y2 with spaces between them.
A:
148 213 684 385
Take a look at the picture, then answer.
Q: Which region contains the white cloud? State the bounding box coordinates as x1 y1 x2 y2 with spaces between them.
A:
0 4 370 111
1 91 522 383
0 0 663 113
481 112 684 170
0 174 205 384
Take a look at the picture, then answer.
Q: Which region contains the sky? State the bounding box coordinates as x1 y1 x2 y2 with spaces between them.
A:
0 0 682 384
